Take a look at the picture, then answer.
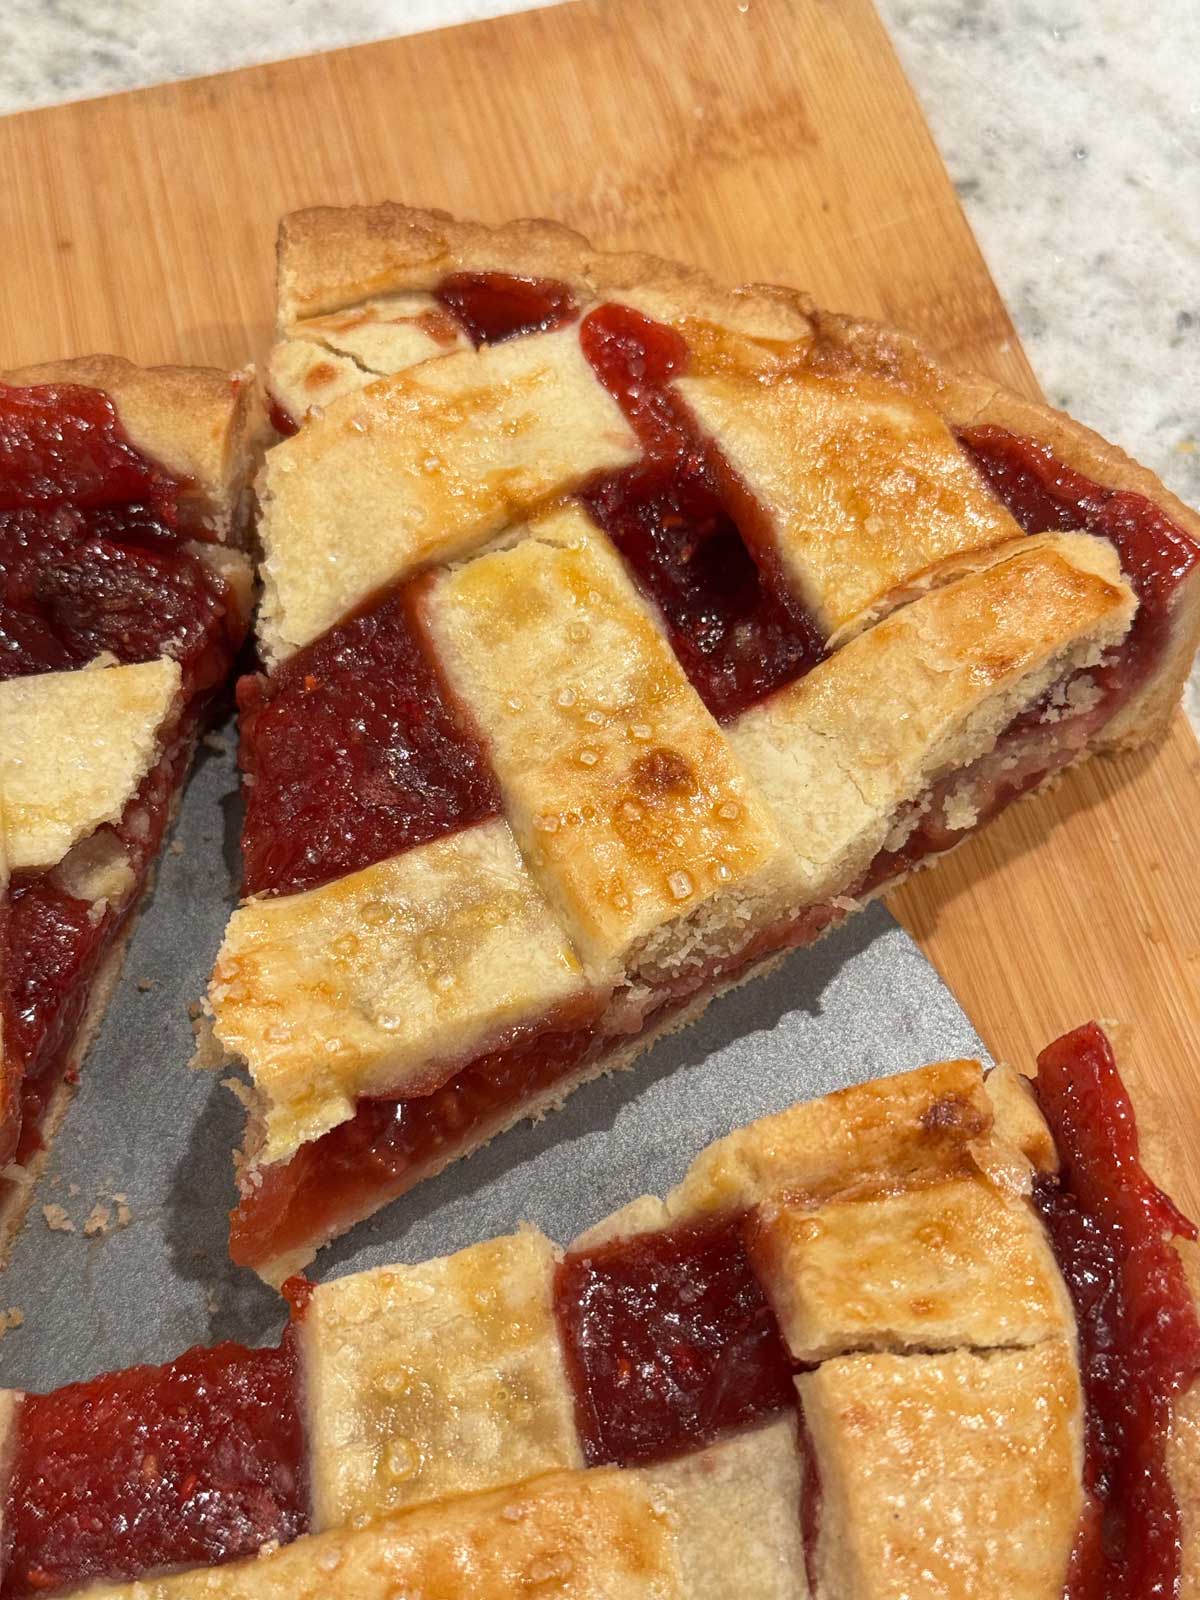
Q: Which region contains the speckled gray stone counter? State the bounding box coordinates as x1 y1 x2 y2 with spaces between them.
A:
1 0 1196 722
881 0 1200 726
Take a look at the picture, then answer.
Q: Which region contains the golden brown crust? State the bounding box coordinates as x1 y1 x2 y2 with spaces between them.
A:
76 1467 682 1600
799 1341 1083 1599
0 659 183 873
17 1026 1200 1595
277 204 597 324
302 1228 583 1529
275 203 1198 547
0 354 262 537
251 204 1200 1299
752 1172 1072 1362
425 506 798 982
213 820 593 1167
0 342 263 1255
276 201 817 339
256 330 638 661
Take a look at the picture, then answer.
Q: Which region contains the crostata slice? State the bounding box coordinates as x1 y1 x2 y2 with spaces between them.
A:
209 203 1200 1281
0 1024 1195 1599
0 356 259 1252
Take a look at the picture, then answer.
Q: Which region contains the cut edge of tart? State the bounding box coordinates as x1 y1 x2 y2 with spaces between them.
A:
0 1023 1196 1600
210 201 1200 1281
0 356 263 1259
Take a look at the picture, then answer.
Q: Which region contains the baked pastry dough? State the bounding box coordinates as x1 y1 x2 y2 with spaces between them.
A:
2 1025 1194 1599
0 659 181 872
302 1227 583 1527
217 201 1200 1278
798 1341 1083 1600
750 1172 1072 1361
0 356 259 1251
676 367 1024 636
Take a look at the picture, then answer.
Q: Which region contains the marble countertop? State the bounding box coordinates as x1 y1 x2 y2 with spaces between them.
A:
2 0 1196 720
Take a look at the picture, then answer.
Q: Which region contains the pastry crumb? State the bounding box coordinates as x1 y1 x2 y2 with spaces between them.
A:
169 839 186 856
68 1181 80 1197
114 1193 133 1229
190 1012 228 1072
136 977 156 992
42 1203 75 1233
0 1308 24 1339
202 732 229 755
83 1201 113 1237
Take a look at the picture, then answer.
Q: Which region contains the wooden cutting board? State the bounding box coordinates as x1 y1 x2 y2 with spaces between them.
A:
1 0 1197 1209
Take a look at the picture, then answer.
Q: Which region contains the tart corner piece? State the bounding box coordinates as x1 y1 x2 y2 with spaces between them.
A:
0 355 263 1256
218 201 1200 1278
1 1022 1195 1598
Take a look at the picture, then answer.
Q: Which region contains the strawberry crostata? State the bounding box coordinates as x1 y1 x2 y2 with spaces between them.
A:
201 203 1200 1281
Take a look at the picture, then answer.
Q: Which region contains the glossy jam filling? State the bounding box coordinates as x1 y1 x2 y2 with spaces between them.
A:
0 384 178 516
234 295 1200 1276
580 304 825 721
555 1211 795 1467
238 582 500 898
265 395 299 439
0 513 237 692
1032 1023 1200 1600
962 425 1199 704
225 657 1108 1275
0 1337 307 1599
0 383 235 693
434 272 578 347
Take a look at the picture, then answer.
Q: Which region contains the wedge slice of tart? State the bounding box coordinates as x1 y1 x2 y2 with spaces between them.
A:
210 203 1200 1281
1 1024 1196 1599
0 356 259 1254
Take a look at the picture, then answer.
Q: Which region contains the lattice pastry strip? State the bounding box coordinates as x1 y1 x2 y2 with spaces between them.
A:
675 362 1026 638
70 1426 807 1600
423 503 800 982
799 1342 1083 1600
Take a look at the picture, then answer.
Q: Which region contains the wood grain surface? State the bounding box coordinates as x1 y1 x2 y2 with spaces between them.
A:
1 0 1196 1207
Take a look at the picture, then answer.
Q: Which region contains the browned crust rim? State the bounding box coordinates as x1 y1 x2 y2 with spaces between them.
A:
273 200 1200 753
277 202 1200 540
